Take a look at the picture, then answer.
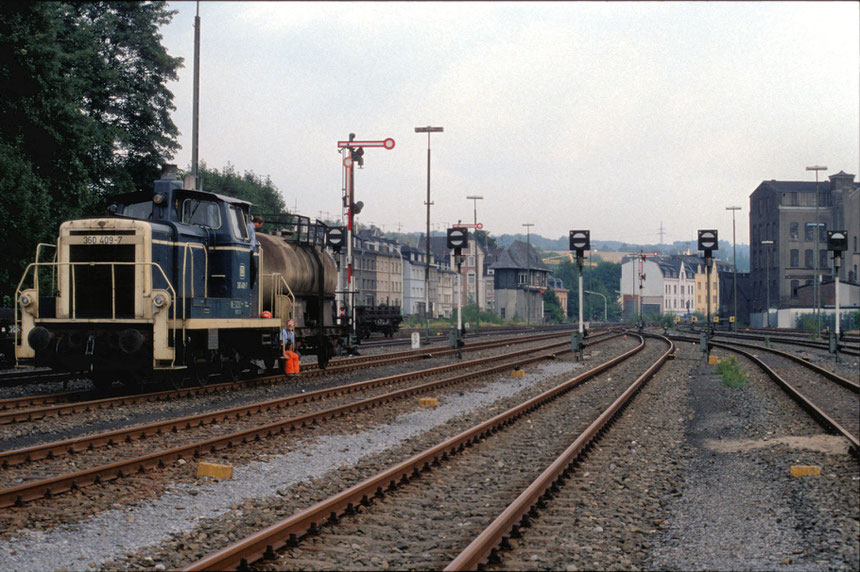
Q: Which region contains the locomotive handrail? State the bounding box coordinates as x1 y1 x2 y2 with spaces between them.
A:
32 243 57 295
262 271 296 322
14 261 177 364
182 242 209 299
180 242 209 320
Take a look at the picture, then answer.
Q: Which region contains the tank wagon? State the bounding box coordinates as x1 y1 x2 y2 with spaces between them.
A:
14 168 348 388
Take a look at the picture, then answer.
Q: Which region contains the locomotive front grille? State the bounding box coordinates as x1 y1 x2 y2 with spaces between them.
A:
69 244 136 318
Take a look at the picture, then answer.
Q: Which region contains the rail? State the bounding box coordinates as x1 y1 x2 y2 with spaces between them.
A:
446 333 674 570
182 332 638 571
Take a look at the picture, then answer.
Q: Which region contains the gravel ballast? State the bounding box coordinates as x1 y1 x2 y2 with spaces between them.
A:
1 333 857 571
0 358 587 570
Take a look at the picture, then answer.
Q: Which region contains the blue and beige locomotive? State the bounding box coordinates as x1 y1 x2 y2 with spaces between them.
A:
14 166 345 388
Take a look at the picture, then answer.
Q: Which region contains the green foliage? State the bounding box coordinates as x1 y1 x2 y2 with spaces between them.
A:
554 259 621 321
461 302 504 326
0 1 181 298
194 162 288 221
474 230 498 250
659 313 675 330
542 289 565 323
716 355 747 388
795 313 819 336
853 310 860 330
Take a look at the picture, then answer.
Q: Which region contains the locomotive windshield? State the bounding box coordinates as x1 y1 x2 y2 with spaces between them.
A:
182 199 221 229
228 205 250 241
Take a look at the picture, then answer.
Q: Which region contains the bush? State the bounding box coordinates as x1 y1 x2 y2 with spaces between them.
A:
716 355 747 388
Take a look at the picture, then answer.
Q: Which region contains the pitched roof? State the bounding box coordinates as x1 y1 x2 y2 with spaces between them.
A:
489 240 548 271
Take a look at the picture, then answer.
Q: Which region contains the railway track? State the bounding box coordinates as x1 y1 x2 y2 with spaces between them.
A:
710 341 859 452
687 328 860 357
0 330 586 423
0 331 620 509
181 333 672 571
670 333 858 453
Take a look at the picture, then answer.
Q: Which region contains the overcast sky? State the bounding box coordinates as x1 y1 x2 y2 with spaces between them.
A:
159 1 859 246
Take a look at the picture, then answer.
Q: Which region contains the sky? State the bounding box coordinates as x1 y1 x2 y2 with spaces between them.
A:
158 1 859 247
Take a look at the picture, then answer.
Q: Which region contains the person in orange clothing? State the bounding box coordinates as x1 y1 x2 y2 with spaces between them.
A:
280 319 300 374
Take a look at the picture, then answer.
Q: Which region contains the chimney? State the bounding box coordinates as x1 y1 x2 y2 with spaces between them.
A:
160 164 179 180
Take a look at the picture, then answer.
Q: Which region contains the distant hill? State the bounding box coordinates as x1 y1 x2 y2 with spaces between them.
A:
356 229 750 272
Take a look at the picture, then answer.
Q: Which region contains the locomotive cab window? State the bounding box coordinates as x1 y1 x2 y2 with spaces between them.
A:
122 201 153 220
182 199 221 229
228 205 250 241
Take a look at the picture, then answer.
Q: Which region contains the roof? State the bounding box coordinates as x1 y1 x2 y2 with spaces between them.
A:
416 236 453 262
489 240 548 271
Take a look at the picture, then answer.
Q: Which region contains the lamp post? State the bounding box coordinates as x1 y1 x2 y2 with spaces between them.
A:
522 223 534 325
466 195 483 331
416 126 443 342
726 206 741 330
762 240 774 327
584 290 607 321
806 165 827 337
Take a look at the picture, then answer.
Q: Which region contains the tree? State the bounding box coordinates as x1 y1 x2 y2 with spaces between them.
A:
0 2 181 299
543 288 565 323
554 259 622 322
195 162 288 216
475 229 498 250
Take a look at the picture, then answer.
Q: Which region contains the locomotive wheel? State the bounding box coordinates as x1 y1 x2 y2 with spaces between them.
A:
263 356 276 372
167 370 186 390
184 350 211 387
316 340 331 370
220 350 241 382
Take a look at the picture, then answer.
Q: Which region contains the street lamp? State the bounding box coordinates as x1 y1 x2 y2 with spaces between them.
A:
762 240 774 327
416 126 443 342
806 165 827 337
466 195 483 331
584 290 607 321
726 206 741 330
523 223 534 325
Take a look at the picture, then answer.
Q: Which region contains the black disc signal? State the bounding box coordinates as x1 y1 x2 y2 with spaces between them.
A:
326 227 346 252
697 229 718 252
447 227 468 250
569 230 590 253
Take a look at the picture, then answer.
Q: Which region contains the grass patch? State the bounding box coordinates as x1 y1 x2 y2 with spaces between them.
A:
716 355 748 388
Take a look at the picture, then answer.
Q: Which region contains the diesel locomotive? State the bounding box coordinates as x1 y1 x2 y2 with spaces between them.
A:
13 167 348 388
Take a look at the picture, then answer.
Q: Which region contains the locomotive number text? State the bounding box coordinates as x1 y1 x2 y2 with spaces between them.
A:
82 236 123 245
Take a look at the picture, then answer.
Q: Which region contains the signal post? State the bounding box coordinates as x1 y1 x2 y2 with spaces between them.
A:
337 135 395 344
569 230 590 361
698 229 718 358
448 227 469 358
827 230 847 361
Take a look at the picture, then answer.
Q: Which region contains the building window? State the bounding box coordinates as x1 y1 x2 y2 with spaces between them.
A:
790 249 799 267
790 222 799 239
819 223 827 242
790 280 799 297
805 223 815 241
819 249 827 269
804 249 813 268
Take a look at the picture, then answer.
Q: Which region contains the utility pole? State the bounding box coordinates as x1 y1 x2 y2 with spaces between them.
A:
416 126 443 342
466 195 483 332
762 240 774 326
806 165 827 338
191 1 200 187
522 223 534 325
726 206 741 330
